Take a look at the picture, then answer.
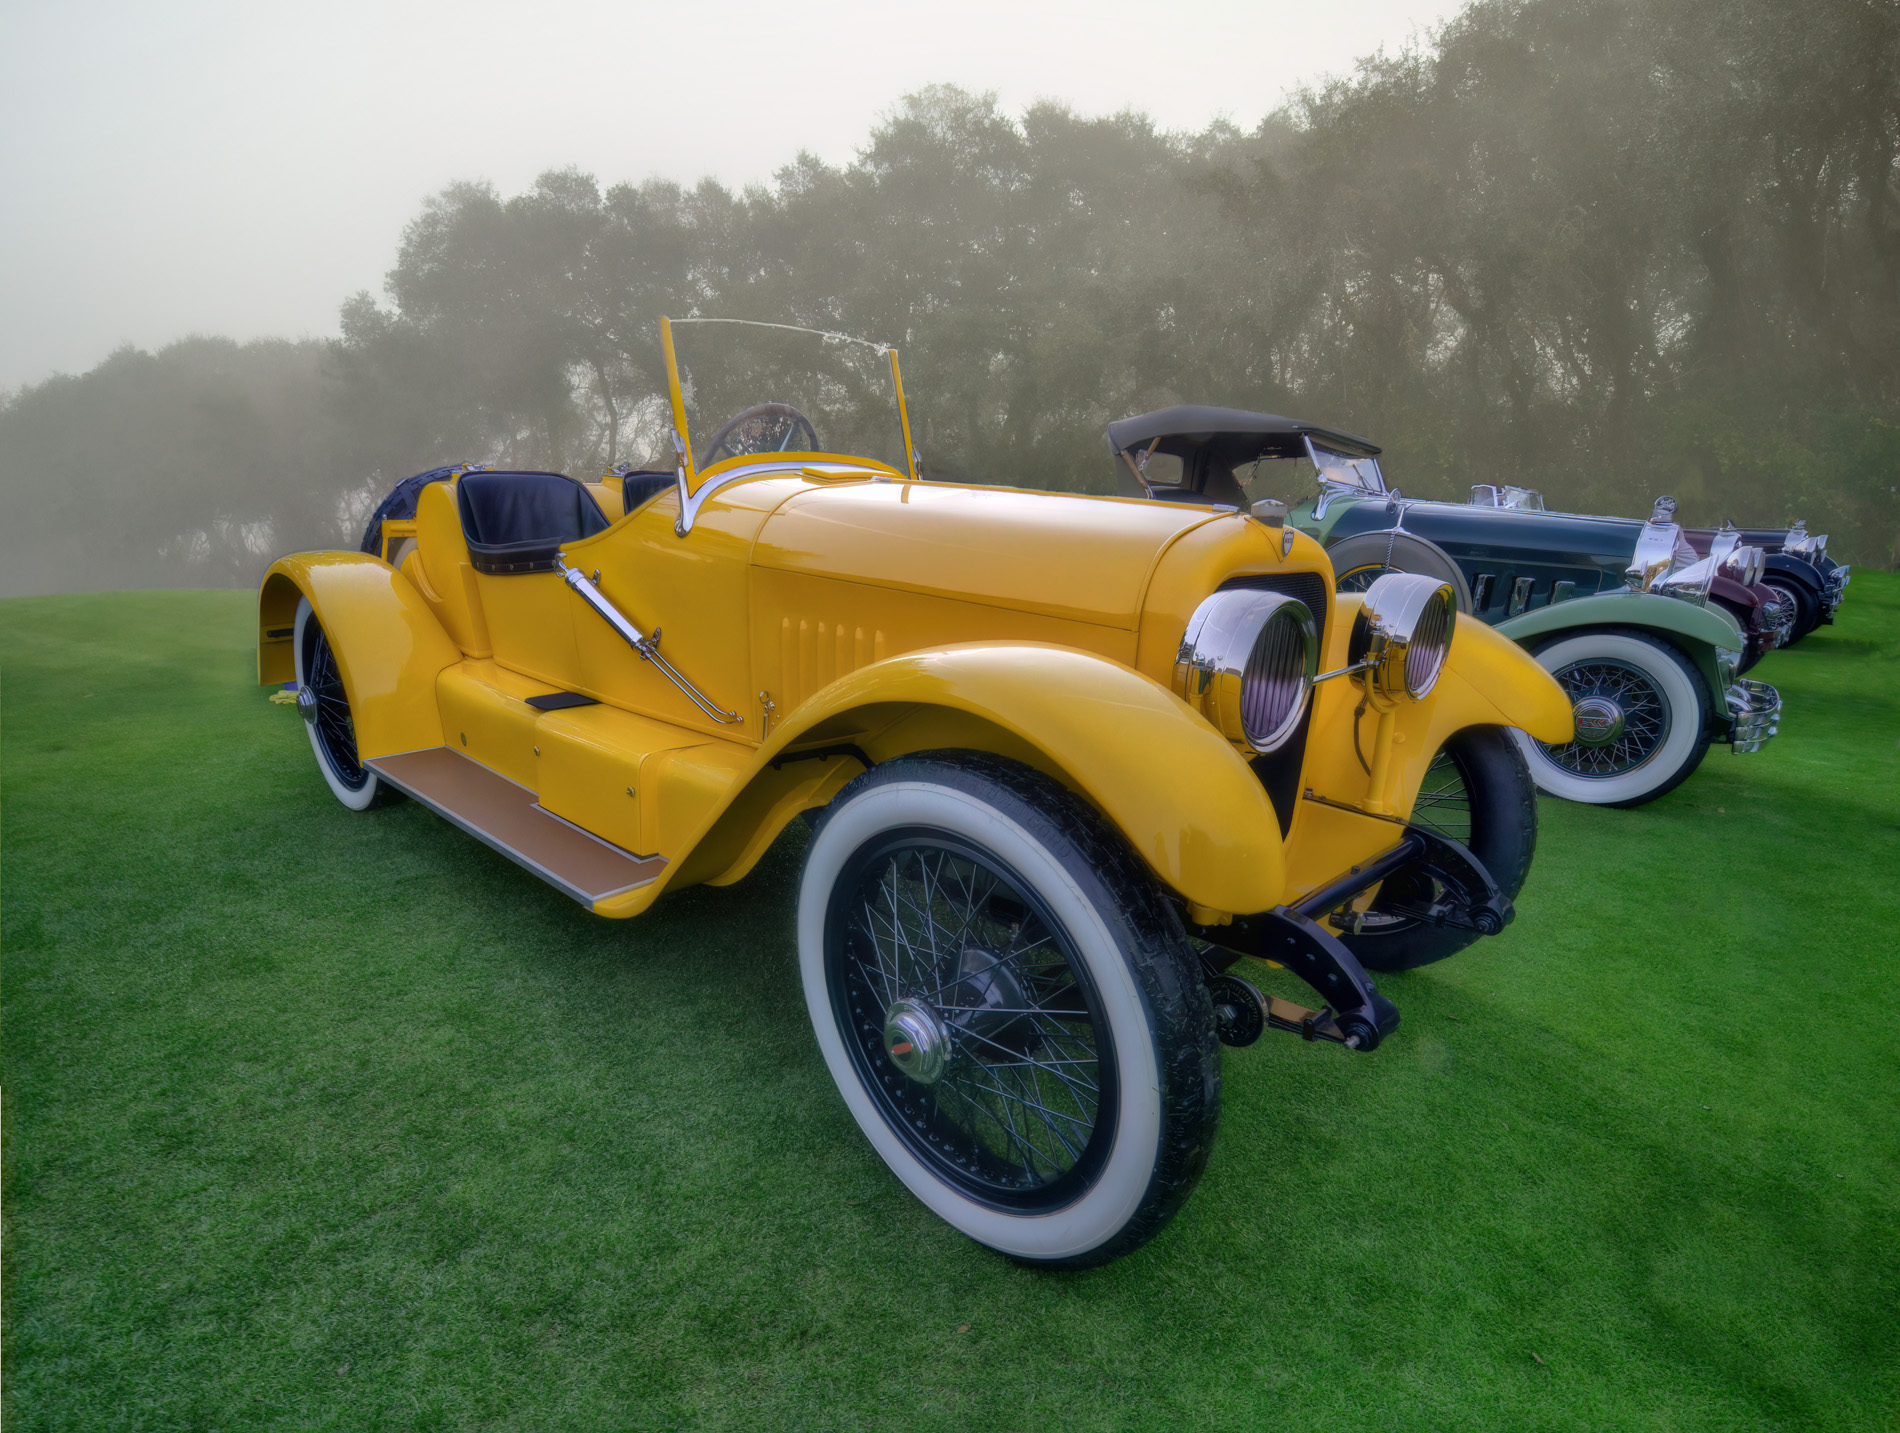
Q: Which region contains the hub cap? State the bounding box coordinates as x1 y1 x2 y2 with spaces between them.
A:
295 685 320 725
1540 658 1669 777
1570 695 1627 747
882 999 949 1085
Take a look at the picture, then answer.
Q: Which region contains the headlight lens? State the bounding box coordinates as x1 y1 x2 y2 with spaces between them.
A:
1628 513 1713 605
1175 589 1318 752
1350 572 1458 700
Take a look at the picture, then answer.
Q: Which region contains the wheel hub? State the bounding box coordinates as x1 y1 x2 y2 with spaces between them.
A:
1570 694 1626 747
295 685 320 725
882 999 949 1085
945 947 1042 1057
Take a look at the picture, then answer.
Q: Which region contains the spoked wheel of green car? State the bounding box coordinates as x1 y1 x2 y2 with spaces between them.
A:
799 754 1219 1268
1509 630 1711 808
292 598 395 811
1339 725 1538 972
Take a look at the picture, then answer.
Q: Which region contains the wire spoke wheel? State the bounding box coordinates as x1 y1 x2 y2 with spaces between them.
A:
1540 658 1670 777
1352 748 1472 935
1335 564 1390 594
827 831 1115 1210
1407 748 1474 844
291 596 390 811
1340 726 1538 970
300 619 369 790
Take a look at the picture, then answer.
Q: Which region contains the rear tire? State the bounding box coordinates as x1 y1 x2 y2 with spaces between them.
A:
798 754 1219 1268
1510 630 1711 808
1342 726 1537 973
293 598 395 811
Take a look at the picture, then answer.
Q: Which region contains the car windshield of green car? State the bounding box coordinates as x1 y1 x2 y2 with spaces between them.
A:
1307 436 1387 497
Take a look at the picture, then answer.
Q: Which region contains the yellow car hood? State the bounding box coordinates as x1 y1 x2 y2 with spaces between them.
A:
750 481 1220 629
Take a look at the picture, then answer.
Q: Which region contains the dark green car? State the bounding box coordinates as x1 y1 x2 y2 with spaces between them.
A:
1107 406 1785 810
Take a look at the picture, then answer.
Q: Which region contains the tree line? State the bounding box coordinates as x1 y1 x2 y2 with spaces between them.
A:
3 0 1895 597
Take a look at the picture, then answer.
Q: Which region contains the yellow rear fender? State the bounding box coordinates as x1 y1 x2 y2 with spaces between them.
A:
666 642 1286 916
258 552 463 761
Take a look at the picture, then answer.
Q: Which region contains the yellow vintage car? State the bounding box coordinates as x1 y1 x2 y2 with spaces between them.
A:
258 319 1572 1267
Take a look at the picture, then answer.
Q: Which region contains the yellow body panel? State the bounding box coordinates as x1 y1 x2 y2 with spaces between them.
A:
259 552 461 760
653 641 1286 915
405 480 492 657
751 480 1218 629
263 448 1571 925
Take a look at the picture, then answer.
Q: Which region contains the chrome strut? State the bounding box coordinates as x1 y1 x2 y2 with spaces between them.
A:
556 560 742 724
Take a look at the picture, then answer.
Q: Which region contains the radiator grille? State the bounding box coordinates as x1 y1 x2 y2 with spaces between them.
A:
1217 570 1331 836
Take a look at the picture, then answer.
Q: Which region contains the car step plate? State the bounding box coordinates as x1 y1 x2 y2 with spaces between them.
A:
366 747 664 907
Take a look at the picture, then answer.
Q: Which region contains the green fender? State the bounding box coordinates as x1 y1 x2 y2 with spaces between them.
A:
1494 590 1742 700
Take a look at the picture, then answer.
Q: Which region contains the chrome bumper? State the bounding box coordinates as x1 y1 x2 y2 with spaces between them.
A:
1726 677 1781 753
1824 565 1851 618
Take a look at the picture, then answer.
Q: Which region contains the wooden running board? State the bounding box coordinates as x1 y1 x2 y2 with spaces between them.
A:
366 747 664 908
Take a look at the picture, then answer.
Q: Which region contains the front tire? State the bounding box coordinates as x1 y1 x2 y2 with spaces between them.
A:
1763 576 1821 646
1509 630 1711 808
293 598 394 811
1342 725 1538 972
798 754 1219 1268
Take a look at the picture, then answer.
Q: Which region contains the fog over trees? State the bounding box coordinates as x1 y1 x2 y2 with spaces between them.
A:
3 0 1895 596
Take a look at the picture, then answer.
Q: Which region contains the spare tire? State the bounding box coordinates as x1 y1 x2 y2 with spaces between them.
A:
1328 531 1474 613
359 464 466 562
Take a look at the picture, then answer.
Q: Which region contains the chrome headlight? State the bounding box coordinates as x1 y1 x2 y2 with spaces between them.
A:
1175 589 1318 752
1782 519 1830 564
1708 527 1764 587
1721 544 1766 587
1349 572 1457 701
1627 503 1711 605
1655 554 1718 604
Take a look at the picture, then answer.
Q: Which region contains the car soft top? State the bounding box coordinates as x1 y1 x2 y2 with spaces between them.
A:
1106 406 1381 463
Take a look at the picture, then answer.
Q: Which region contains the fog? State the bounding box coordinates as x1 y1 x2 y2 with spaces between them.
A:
0 0 1456 390
1 0 1894 597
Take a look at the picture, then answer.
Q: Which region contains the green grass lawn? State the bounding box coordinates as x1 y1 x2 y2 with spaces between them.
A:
4 577 1897 1432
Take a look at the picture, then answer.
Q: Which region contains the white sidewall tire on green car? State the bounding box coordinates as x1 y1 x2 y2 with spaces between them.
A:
293 597 390 812
1509 630 1711 808
797 756 1218 1268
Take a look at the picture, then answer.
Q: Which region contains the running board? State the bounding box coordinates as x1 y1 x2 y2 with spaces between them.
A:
366 747 665 908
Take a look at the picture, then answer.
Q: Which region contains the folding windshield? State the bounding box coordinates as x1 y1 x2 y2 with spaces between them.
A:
662 318 917 489
1307 437 1386 495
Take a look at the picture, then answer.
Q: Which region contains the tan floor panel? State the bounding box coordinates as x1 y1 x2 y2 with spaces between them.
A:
367 747 664 906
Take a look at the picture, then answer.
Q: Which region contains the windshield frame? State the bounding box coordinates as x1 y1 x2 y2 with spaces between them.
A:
1305 434 1387 497
660 316 920 498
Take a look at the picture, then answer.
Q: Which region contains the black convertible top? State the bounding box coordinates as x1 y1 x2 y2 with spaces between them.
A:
1106 405 1380 463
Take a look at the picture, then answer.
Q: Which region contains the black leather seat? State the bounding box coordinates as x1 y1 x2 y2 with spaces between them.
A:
457 471 609 575
618 469 675 511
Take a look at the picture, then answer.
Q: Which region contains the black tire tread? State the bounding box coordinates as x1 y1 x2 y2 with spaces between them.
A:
1343 725 1537 973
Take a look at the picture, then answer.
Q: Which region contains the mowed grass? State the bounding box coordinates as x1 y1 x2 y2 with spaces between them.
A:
3 577 1896 1432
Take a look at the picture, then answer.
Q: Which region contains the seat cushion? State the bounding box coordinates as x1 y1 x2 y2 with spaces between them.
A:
619 469 675 512
457 471 609 574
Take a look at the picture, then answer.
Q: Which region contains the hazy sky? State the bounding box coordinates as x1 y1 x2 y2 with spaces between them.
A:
0 0 1460 391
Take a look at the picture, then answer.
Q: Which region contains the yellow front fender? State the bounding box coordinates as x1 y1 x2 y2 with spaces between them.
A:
1438 615 1576 743
680 642 1285 916
258 552 462 761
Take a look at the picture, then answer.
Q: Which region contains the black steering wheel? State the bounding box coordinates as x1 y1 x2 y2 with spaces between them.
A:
700 402 821 467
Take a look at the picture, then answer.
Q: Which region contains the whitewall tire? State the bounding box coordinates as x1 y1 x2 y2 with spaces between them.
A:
797 754 1218 1268
292 597 391 811
1510 630 1711 808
